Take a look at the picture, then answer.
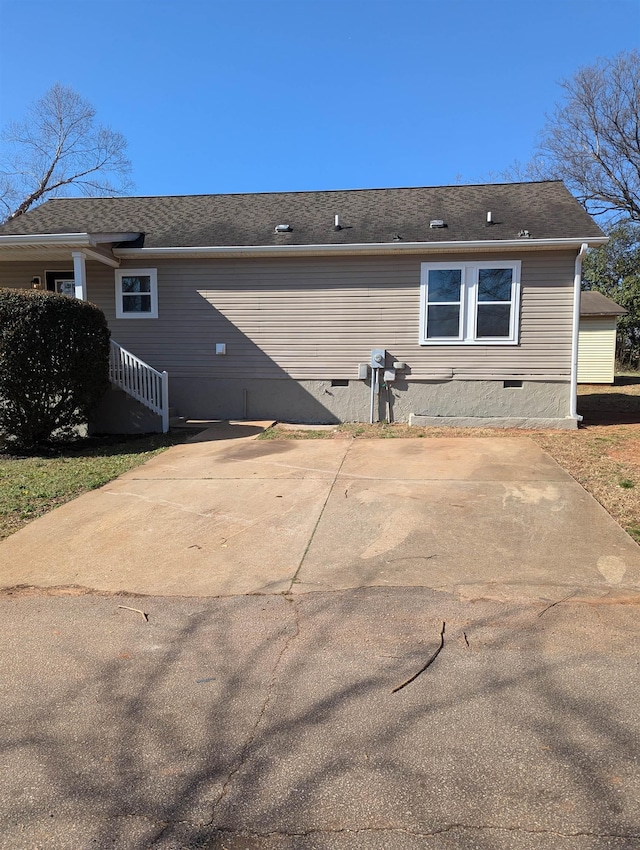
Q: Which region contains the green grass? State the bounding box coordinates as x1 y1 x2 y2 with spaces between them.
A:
0 431 191 540
627 527 640 543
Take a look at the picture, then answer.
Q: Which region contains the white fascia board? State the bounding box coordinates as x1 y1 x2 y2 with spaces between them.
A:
114 236 609 259
0 232 93 248
0 232 138 250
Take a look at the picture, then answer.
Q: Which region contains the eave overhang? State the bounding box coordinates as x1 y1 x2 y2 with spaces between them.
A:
113 236 609 260
0 232 141 264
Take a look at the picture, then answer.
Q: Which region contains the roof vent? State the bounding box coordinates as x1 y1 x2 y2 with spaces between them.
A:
334 214 342 231
392 234 402 241
430 219 446 228
518 229 531 238
486 211 494 225
275 224 292 233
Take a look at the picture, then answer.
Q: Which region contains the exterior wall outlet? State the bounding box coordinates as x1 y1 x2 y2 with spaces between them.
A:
215 343 227 355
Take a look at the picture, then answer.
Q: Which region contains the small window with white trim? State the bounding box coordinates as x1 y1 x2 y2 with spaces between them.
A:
420 260 521 345
115 268 158 319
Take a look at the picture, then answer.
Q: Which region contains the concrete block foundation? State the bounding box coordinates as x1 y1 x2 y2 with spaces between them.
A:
168 377 572 429
88 378 574 434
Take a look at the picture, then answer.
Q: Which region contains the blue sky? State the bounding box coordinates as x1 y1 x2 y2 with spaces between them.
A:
0 0 638 196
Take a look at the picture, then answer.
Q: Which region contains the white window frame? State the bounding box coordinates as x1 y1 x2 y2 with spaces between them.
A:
420 260 521 345
115 268 158 319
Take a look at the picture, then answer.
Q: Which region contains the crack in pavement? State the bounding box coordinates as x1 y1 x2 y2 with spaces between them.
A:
208 594 302 820
149 822 640 843
287 441 354 591
144 595 302 848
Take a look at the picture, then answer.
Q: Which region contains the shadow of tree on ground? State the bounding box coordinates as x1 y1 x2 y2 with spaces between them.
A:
0 588 639 849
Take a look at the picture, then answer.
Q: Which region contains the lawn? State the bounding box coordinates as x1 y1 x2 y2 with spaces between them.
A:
0 432 191 541
260 379 640 544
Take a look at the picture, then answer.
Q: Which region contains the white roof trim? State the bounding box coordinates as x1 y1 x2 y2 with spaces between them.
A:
113 236 609 259
0 232 94 247
0 232 140 249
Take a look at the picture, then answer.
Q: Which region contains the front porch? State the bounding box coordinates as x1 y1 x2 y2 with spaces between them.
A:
0 232 170 434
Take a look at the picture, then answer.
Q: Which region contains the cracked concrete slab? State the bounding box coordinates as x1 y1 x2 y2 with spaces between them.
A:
337 436 569 482
2 435 639 601
119 437 351 481
1 590 639 850
293 477 640 598
0 477 334 596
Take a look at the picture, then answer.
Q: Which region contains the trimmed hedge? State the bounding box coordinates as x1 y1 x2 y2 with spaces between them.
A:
0 289 111 448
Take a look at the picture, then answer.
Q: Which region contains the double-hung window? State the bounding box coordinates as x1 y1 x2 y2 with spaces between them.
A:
115 268 158 319
420 260 521 345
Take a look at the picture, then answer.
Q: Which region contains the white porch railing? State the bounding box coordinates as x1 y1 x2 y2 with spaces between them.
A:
109 340 169 433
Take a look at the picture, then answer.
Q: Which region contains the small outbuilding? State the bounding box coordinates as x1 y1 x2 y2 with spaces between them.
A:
578 291 627 384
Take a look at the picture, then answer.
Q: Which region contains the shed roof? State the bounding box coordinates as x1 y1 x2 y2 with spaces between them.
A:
0 181 604 249
580 291 627 316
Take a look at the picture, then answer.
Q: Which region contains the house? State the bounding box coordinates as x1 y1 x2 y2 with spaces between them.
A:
578 291 627 384
0 181 607 431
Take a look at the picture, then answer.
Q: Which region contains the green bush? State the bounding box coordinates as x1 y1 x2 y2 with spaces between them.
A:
0 289 111 448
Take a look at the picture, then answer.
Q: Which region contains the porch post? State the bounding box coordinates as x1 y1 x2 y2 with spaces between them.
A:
71 251 87 300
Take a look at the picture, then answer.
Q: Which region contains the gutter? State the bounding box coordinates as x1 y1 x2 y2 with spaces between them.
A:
570 243 589 422
113 236 609 259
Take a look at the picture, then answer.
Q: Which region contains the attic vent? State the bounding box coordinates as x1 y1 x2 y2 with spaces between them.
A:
275 224 292 233
430 219 446 228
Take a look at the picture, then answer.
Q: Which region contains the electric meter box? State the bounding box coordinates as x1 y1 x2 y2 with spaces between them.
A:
370 348 386 368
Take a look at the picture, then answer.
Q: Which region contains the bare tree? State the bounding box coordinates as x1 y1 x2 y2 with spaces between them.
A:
0 83 132 223
515 50 640 222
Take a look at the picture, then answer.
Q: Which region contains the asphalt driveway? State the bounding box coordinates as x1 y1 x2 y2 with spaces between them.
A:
1 423 639 601
2 425 640 849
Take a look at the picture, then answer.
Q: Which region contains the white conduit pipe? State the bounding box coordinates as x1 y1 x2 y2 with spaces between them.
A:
570 243 589 422
370 368 377 423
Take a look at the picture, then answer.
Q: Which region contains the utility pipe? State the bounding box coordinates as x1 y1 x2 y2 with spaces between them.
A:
370 368 377 423
570 243 589 422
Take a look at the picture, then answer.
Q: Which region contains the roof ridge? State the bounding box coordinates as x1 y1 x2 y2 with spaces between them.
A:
40 180 565 203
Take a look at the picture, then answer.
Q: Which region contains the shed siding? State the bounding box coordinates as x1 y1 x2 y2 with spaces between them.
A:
1 251 576 382
578 317 617 384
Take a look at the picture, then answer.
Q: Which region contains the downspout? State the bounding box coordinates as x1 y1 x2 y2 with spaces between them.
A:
570 243 589 421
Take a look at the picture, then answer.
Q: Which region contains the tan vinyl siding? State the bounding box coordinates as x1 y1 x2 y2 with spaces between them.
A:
578 317 617 383
0 261 74 290
3 251 576 382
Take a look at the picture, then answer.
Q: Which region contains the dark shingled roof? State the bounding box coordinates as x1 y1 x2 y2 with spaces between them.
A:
0 181 604 248
580 291 627 316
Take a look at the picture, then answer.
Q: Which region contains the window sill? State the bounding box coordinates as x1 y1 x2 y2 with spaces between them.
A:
419 338 519 346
